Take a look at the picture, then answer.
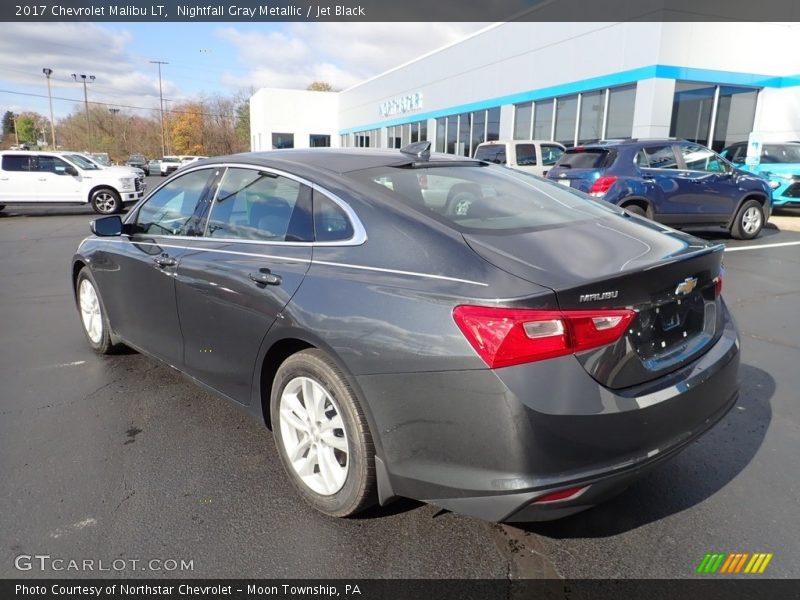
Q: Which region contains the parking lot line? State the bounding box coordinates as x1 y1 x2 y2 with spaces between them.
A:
725 241 800 253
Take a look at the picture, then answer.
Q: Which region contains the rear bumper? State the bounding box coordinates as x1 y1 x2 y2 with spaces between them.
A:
358 305 740 522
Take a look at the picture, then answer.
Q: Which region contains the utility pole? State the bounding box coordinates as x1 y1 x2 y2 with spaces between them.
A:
42 68 57 149
109 108 120 156
163 98 172 155
71 73 95 148
150 60 168 157
11 113 19 146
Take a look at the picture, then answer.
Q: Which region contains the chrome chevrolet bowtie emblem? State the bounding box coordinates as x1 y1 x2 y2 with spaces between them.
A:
675 277 698 296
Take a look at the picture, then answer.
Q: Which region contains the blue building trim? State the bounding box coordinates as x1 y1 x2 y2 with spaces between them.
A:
340 64 800 135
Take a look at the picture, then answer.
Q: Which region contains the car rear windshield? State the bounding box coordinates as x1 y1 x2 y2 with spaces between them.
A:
348 164 617 233
554 148 616 169
473 145 506 164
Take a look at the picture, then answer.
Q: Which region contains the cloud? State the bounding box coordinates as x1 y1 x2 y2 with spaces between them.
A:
0 23 175 116
216 22 489 91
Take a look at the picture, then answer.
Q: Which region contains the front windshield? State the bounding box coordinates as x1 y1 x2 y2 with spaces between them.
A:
348 163 618 233
761 144 800 164
66 154 100 170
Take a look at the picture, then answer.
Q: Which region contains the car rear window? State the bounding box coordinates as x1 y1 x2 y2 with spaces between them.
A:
348 164 617 233
474 145 506 164
554 148 615 169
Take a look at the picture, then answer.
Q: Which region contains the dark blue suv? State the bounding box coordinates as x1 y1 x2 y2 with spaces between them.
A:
546 139 772 239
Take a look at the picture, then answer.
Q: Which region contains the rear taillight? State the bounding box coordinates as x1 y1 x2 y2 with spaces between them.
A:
532 486 588 504
714 275 723 298
589 175 618 197
452 306 636 369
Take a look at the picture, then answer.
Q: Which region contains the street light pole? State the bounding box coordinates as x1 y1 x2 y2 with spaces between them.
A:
42 68 57 149
150 60 168 157
71 73 95 148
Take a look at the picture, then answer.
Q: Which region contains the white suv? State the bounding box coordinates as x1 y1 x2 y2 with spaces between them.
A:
0 151 144 214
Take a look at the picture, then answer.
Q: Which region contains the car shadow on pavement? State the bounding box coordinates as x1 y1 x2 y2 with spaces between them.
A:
512 363 773 538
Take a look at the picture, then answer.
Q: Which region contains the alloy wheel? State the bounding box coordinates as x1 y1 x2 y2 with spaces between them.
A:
742 206 762 235
278 376 349 496
94 192 117 214
78 279 103 344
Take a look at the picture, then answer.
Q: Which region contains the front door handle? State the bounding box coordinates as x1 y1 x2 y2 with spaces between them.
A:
249 270 281 286
153 254 177 268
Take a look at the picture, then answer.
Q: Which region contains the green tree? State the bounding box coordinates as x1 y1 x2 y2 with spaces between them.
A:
2 111 14 137
16 116 37 144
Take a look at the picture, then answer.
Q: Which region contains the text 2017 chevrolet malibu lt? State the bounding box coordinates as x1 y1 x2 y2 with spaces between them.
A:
72 143 739 522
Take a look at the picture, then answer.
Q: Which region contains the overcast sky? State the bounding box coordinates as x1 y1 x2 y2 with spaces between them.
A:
0 22 488 119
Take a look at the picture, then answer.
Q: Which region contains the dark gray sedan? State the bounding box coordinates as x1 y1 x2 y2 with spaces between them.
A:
71 143 740 522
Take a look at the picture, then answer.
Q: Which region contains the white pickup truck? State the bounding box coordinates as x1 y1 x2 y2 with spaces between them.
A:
474 140 566 177
0 151 144 214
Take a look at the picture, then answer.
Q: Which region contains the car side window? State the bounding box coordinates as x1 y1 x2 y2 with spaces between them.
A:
641 145 679 169
540 145 564 166
314 192 354 242
205 168 313 242
515 144 537 166
133 168 216 236
678 144 729 173
36 156 71 175
2 155 32 171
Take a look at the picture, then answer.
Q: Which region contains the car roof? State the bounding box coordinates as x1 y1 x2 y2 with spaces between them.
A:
200 148 483 175
569 138 687 150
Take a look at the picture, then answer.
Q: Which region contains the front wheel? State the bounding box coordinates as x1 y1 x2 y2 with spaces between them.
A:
75 268 122 354
91 188 121 215
270 350 377 517
731 199 764 240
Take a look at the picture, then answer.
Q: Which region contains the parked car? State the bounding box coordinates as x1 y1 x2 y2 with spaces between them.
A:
474 140 565 177
177 155 209 171
72 143 740 522
147 159 161 175
546 139 772 239
74 153 146 192
0 150 143 214
87 152 111 166
159 155 181 176
720 141 800 208
127 154 149 175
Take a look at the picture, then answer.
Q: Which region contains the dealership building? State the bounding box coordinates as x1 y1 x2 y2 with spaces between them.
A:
249 22 800 156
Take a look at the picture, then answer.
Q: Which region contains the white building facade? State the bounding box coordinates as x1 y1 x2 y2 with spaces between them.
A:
250 22 800 154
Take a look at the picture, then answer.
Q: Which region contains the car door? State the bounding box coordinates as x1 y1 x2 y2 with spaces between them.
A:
635 144 682 218
675 143 741 220
0 154 38 202
34 155 83 202
175 166 314 405
92 167 220 367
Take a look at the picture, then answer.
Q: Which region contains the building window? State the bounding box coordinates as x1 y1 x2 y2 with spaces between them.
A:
670 82 715 146
471 110 486 156
533 100 554 140
457 113 471 157
486 107 500 143
555 95 579 147
354 128 379 147
578 90 604 144
272 133 294 149
310 134 330 147
514 102 533 139
711 86 758 152
605 85 636 140
446 115 458 154
435 118 446 152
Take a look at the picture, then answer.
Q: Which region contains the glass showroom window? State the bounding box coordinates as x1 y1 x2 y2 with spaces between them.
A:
605 85 636 139
471 110 486 156
458 113 471 157
486 107 500 143
446 115 458 154
272 133 294 149
310 134 330 147
534 99 554 140
555 95 579 147
711 86 758 152
435 118 446 152
578 90 604 144
514 102 533 139
387 126 401 149
670 82 758 150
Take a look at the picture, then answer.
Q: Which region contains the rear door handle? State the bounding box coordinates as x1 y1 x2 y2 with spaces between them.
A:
249 270 281 286
153 254 177 268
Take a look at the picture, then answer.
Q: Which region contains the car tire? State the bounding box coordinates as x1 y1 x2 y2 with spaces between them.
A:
270 349 377 517
75 268 123 355
623 203 649 218
91 188 122 215
731 199 764 240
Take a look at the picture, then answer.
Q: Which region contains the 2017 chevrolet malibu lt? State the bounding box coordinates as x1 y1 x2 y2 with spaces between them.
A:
71 144 740 522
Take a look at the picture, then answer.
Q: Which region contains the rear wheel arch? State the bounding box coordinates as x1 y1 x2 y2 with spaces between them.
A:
619 197 654 219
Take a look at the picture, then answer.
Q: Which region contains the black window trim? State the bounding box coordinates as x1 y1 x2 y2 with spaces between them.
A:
122 163 367 247
636 144 682 172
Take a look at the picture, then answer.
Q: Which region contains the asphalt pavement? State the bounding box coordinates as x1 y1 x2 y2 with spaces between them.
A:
0 194 798 579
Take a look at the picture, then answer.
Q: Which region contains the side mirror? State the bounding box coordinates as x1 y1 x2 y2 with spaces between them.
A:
65 165 78 176
90 215 123 237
